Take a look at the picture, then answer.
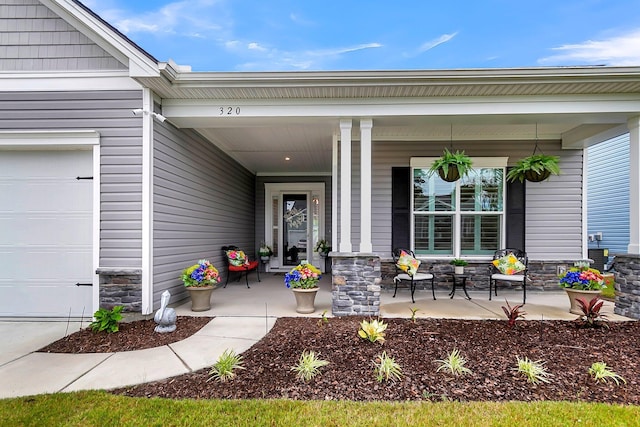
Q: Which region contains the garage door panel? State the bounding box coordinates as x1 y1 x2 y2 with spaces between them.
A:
0 150 93 317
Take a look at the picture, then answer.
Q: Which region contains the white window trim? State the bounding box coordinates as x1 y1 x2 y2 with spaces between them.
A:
410 157 508 260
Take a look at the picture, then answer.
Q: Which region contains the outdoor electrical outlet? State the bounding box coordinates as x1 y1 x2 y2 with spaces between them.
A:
595 232 603 241
557 265 568 275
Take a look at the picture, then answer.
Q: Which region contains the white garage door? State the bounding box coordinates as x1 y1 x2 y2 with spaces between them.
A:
0 150 93 317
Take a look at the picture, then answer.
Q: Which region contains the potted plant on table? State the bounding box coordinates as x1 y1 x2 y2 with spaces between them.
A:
285 260 322 314
429 148 473 182
181 259 221 312
506 154 560 183
314 239 331 257
258 243 273 262
558 261 605 314
450 258 468 275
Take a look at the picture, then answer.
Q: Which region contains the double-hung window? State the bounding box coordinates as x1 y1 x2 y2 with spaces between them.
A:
410 157 508 257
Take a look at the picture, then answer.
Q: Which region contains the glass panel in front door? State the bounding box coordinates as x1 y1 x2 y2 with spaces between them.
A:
283 194 307 266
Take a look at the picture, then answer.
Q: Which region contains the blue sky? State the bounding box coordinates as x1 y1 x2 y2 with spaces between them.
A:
83 0 640 72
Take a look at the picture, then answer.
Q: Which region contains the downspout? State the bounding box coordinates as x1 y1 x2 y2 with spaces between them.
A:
141 88 154 314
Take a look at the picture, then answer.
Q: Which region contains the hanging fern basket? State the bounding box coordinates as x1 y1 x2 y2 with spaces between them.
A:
437 165 461 182
524 169 552 182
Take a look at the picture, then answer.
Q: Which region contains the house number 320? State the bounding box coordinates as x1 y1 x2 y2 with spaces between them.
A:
219 107 241 115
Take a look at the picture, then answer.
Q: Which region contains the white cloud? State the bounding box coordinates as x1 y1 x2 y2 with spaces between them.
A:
418 32 458 53
247 42 268 52
235 43 383 71
539 29 640 66
91 0 228 38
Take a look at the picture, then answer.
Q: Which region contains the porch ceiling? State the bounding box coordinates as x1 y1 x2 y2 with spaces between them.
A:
139 66 640 175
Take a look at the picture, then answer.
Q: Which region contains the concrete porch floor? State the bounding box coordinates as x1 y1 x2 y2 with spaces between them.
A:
174 272 631 321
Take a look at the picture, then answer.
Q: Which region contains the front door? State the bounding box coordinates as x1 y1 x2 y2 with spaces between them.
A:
264 183 325 272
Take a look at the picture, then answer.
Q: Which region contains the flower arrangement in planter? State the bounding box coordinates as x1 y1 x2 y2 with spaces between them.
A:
428 148 473 182
558 262 605 291
285 260 322 313
181 259 221 287
258 243 273 261
314 239 331 256
285 260 322 289
558 261 605 315
181 259 221 312
506 154 560 183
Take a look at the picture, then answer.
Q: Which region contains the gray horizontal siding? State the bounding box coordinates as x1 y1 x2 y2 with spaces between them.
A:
0 89 144 267
587 134 630 254
362 139 583 260
153 125 256 307
0 0 126 71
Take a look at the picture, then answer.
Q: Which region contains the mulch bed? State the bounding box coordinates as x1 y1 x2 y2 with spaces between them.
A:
110 317 640 403
38 316 213 353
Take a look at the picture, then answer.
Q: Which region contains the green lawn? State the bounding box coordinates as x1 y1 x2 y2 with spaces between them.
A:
1 391 638 427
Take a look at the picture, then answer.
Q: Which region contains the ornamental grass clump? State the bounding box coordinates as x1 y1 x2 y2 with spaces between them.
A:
514 356 553 384
373 351 403 383
291 350 329 382
588 362 626 385
181 259 221 287
284 260 322 289
436 349 473 376
208 349 245 382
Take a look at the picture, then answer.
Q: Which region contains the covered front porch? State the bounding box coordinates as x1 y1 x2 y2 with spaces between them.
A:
173 273 630 321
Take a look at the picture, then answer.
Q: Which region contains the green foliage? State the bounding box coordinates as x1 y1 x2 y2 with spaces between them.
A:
89 306 123 333
428 148 473 181
318 310 329 326
208 349 245 382
589 362 626 385
514 356 553 384
506 154 560 183
373 351 403 383
502 300 527 328
358 319 387 344
409 307 419 323
3 391 640 426
575 297 609 328
291 350 329 382
449 259 469 266
435 349 473 376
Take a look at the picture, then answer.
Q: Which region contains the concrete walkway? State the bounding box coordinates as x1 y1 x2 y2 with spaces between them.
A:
0 274 631 399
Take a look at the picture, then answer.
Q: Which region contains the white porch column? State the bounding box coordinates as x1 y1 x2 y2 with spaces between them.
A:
359 119 373 253
331 133 339 252
339 119 352 252
628 116 640 254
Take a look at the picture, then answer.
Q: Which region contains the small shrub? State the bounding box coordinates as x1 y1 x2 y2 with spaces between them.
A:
575 297 609 328
208 349 245 382
502 300 526 328
514 356 553 384
358 319 387 344
291 350 329 382
589 362 626 385
409 307 419 323
89 306 123 333
435 349 472 376
317 310 329 326
373 351 402 383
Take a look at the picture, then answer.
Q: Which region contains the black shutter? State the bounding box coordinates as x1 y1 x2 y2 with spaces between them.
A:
505 168 526 251
392 167 411 250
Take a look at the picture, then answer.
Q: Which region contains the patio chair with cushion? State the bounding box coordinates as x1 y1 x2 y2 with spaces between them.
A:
392 248 436 303
221 245 261 288
489 248 528 304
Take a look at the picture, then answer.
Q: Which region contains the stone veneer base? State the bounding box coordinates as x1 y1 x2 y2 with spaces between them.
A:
96 268 143 312
331 253 381 317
